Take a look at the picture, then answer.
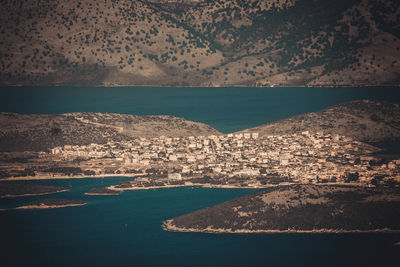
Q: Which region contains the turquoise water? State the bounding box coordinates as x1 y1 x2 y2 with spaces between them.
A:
1 86 400 133
1 86 400 266
0 178 399 267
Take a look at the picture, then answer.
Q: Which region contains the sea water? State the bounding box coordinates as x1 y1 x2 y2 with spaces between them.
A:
0 178 399 267
1 86 400 266
1 86 400 133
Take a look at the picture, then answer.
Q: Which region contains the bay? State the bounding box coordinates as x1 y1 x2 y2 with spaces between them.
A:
1 178 399 267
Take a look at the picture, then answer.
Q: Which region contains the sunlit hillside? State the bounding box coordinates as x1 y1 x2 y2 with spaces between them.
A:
0 0 399 86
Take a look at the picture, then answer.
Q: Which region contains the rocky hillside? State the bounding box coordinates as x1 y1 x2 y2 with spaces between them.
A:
164 184 400 233
1 99 399 151
0 112 221 152
238 100 400 143
0 0 399 86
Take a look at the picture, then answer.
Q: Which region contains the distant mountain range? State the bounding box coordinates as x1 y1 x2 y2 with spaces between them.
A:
0 100 399 152
1 0 399 86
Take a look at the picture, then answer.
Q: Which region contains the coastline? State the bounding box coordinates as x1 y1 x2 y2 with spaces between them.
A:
3 84 400 88
107 184 189 191
1 173 144 181
162 220 400 235
1 173 366 191
107 183 273 191
0 189 68 198
84 192 120 196
15 203 87 210
106 181 364 191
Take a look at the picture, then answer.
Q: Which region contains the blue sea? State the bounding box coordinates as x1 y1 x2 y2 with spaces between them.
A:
1 86 400 133
1 86 400 267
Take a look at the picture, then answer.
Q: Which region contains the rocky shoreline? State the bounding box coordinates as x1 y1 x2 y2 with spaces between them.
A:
163 185 400 234
84 188 121 196
2 173 140 181
15 203 86 210
162 220 400 234
0 189 68 198
0 182 68 198
15 199 87 210
106 181 362 191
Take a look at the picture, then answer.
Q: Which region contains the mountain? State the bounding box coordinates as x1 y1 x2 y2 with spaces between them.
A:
0 0 399 86
163 184 400 233
0 112 222 152
237 100 400 143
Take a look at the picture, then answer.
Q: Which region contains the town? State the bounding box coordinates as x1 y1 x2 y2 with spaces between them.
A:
2 131 399 190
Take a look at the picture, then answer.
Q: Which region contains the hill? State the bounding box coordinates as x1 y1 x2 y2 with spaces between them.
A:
163 184 400 233
1 100 399 152
0 112 221 152
0 0 399 86
237 100 400 144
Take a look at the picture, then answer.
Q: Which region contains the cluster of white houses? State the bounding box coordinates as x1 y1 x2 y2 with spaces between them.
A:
50 131 400 184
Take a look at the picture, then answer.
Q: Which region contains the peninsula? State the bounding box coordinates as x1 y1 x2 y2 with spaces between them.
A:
0 100 399 191
0 182 67 198
0 99 399 233
163 184 400 233
84 188 121 196
15 198 87 210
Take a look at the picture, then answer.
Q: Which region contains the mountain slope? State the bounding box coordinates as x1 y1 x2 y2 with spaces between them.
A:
0 0 399 86
0 112 222 152
237 100 400 143
0 0 223 86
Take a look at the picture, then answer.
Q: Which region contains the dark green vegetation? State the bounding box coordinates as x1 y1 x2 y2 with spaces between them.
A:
0 0 399 86
165 184 400 232
0 112 221 152
0 163 93 179
0 182 66 198
85 187 120 195
241 100 400 143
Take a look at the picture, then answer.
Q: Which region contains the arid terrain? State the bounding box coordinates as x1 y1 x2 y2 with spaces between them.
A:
0 100 399 190
14 198 87 209
163 184 400 233
0 182 66 198
1 100 399 154
0 99 399 233
0 112 221 152
238 100 400 143
1 0 399 86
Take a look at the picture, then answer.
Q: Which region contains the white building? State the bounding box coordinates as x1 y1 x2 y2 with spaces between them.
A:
168 173 182 180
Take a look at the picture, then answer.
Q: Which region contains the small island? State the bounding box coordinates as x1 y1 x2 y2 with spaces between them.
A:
163 185 400 234
15 199 87 210
84 188 121 196
0 182 67 198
